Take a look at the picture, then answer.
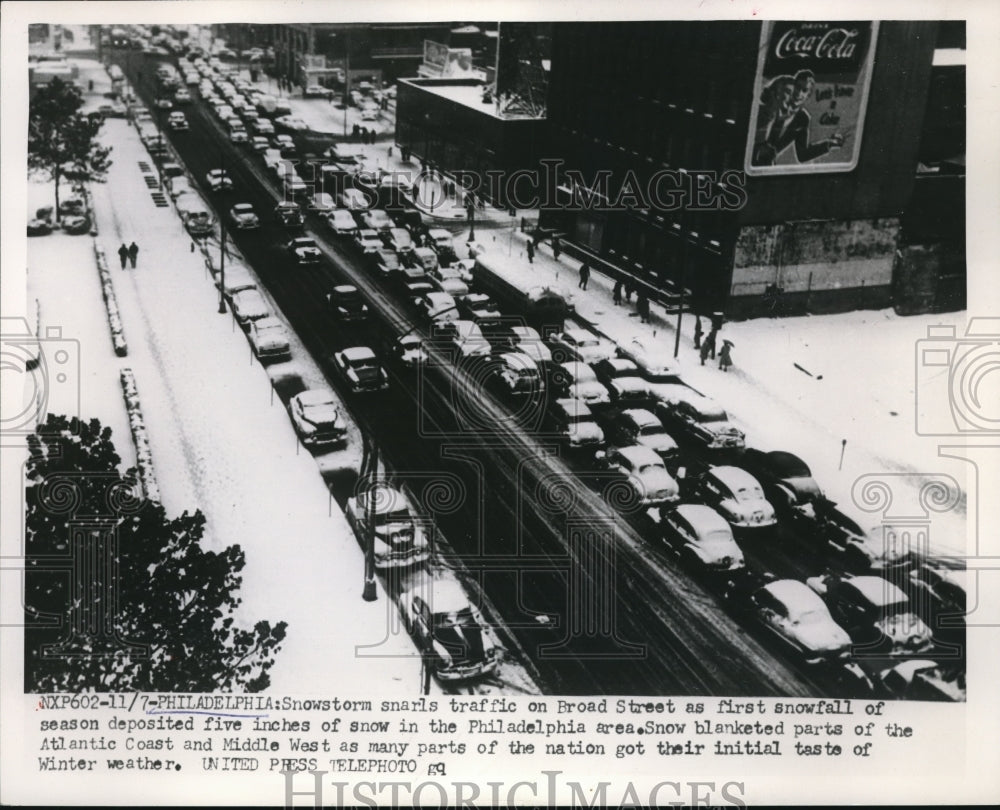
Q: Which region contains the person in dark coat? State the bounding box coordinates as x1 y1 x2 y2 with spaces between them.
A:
578 262 590 290
526 240 535 264
719 340 734 372
118 243 129 270
693 315 703 349
637 293 650 323
703 328 718 363
624 279 634 304
612 279 623 305
552 235 561 261
127 241 139 269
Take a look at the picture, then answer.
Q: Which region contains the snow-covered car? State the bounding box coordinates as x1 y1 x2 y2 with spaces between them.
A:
280 174 309 199
505 326 552 364
27 216 53 236
230 288 270 328
61 215 91 235
353 228 382 254
370 248 401 277
604 374 654 408
274 201 304 228
658 504 746 573
399 577 501 682
228 202 260 230
409 246 440 274
205 169 233 192
338 188 370 211
174 88 192 103
308 192 336 212
415 292 459 325
250 135 270 153
426 227 456 258
271 133 295 151
393 334 428 368
813 506 914 574
252 118 275 136
809 574 934 656
274 115 310 132
303 84 334 99
360 108 378 122
548 398 605 451
215 264 257 298
154 96 173 109
606 408 679 462
326 208 358 236
749 579 852 665
383 227 414 254
733 449 823 520
549 361 611 407
907 563 966 640
605 445 680 508
286 237 322 264
616 336 680 381
166 175 193 199
360 209 392 233
331 346 389 393
430 320 493 361
327 285 369 322
652 385 745 451
548 329 618 365
345 485 431 569
688 465 776 529
876 660 965 702
289 389 348 448
456 293 500 323
427 265 469 297
248 316 291 362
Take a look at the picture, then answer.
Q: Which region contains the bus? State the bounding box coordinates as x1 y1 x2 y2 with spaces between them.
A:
472 252 571 335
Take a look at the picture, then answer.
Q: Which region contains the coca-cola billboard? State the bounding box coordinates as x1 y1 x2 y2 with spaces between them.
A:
745 21 879 175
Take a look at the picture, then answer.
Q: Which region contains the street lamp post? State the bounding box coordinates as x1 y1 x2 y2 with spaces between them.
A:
362 442 378 602
218 151 227 314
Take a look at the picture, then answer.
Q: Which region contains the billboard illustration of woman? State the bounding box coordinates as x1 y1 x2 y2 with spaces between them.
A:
746 21 879 175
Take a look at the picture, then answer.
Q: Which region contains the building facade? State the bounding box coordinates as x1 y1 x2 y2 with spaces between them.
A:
539 20 960 318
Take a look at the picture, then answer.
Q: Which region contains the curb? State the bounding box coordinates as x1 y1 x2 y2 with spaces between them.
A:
119 368 161 504
93 241 129 357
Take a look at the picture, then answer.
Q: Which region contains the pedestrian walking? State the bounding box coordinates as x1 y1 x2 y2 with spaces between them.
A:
552 235 561 261
693 315 703 349
526 240 535 264
117 243 129 270
578 262 590 290
637 293 650 323
127 241 139 269
612 279 623 305
719 340 734 372
624 279 634 303
387 146 393 158
703 328 718 364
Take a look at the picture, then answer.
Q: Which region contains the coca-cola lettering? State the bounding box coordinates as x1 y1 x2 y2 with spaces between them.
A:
775 27 859 61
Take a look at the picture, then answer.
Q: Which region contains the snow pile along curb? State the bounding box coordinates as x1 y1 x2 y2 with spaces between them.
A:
119 368 161 504
93 241 128 356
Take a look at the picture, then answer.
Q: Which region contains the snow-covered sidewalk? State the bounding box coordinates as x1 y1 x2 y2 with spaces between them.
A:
27 113 426 694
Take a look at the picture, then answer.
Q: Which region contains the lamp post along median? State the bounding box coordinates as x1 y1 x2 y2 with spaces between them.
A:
218 151 227 314
362 442 378 602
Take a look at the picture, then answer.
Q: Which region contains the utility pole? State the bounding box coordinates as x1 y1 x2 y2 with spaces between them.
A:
343 31 351 138
362 440 378 602
218 150 227 314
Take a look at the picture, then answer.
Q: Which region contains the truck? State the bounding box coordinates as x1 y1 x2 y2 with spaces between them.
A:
472 252 570 336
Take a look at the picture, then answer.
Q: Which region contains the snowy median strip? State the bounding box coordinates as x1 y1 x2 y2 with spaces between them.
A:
119 368 161 504
93 241 128 356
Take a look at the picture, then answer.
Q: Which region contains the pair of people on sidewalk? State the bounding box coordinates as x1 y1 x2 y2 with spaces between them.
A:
117 242 140 270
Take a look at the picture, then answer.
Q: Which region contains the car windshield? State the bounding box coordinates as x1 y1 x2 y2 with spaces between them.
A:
375 508 411 526
639 424 664 436
234 205 252 213
575 336 598 347
257 324 284 338
295 239 316 248
564 412 590 424
638 461 664 474
733 484 764 502
433 607 476 630
791 607 826 625
302 399 335 416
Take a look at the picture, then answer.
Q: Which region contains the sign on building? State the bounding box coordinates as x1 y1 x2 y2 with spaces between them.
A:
745 21 879 175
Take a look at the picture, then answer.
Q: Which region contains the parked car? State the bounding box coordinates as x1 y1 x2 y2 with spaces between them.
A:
174 88 192 103
907 562 966 640
250 135 270 153
658 503 746 573
289 389 348 448
653 385 746 451
166 175 193 199
686 465 777 529
304 84 334 99
251 118 275 136
216 264 257 298
274 115 310 132
327 208 358 236
361 208 393 232
398 577 501 682
308 192 336 212
616 336 680 381
430 320 493 361
154 96 173 109
504 326 552 364
331 346 389 392
327 285 369 322
228 202 260 230
604 445 680 509
286 236 322 264
230 288 270 328
734 449 822 518
274 200 304 228
549 361 611 407
808 574 934 656
167 110 189 130
427 264 468 297
456 293 500 323
547 398 605 452
491 350 545 396
593 359 653 406
271 133 296 151
205 168 233 192
605 408 679 462
27 218 53 236
61 215 91 235
370 247 401 277
338 188 371 211
384 227 414 254
549 329 618 365
248 316 291 362
354 228 383 254
426 228 457 263
813 505 914 575
345 485 431 569
409 245 441 273
748 579 852 665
